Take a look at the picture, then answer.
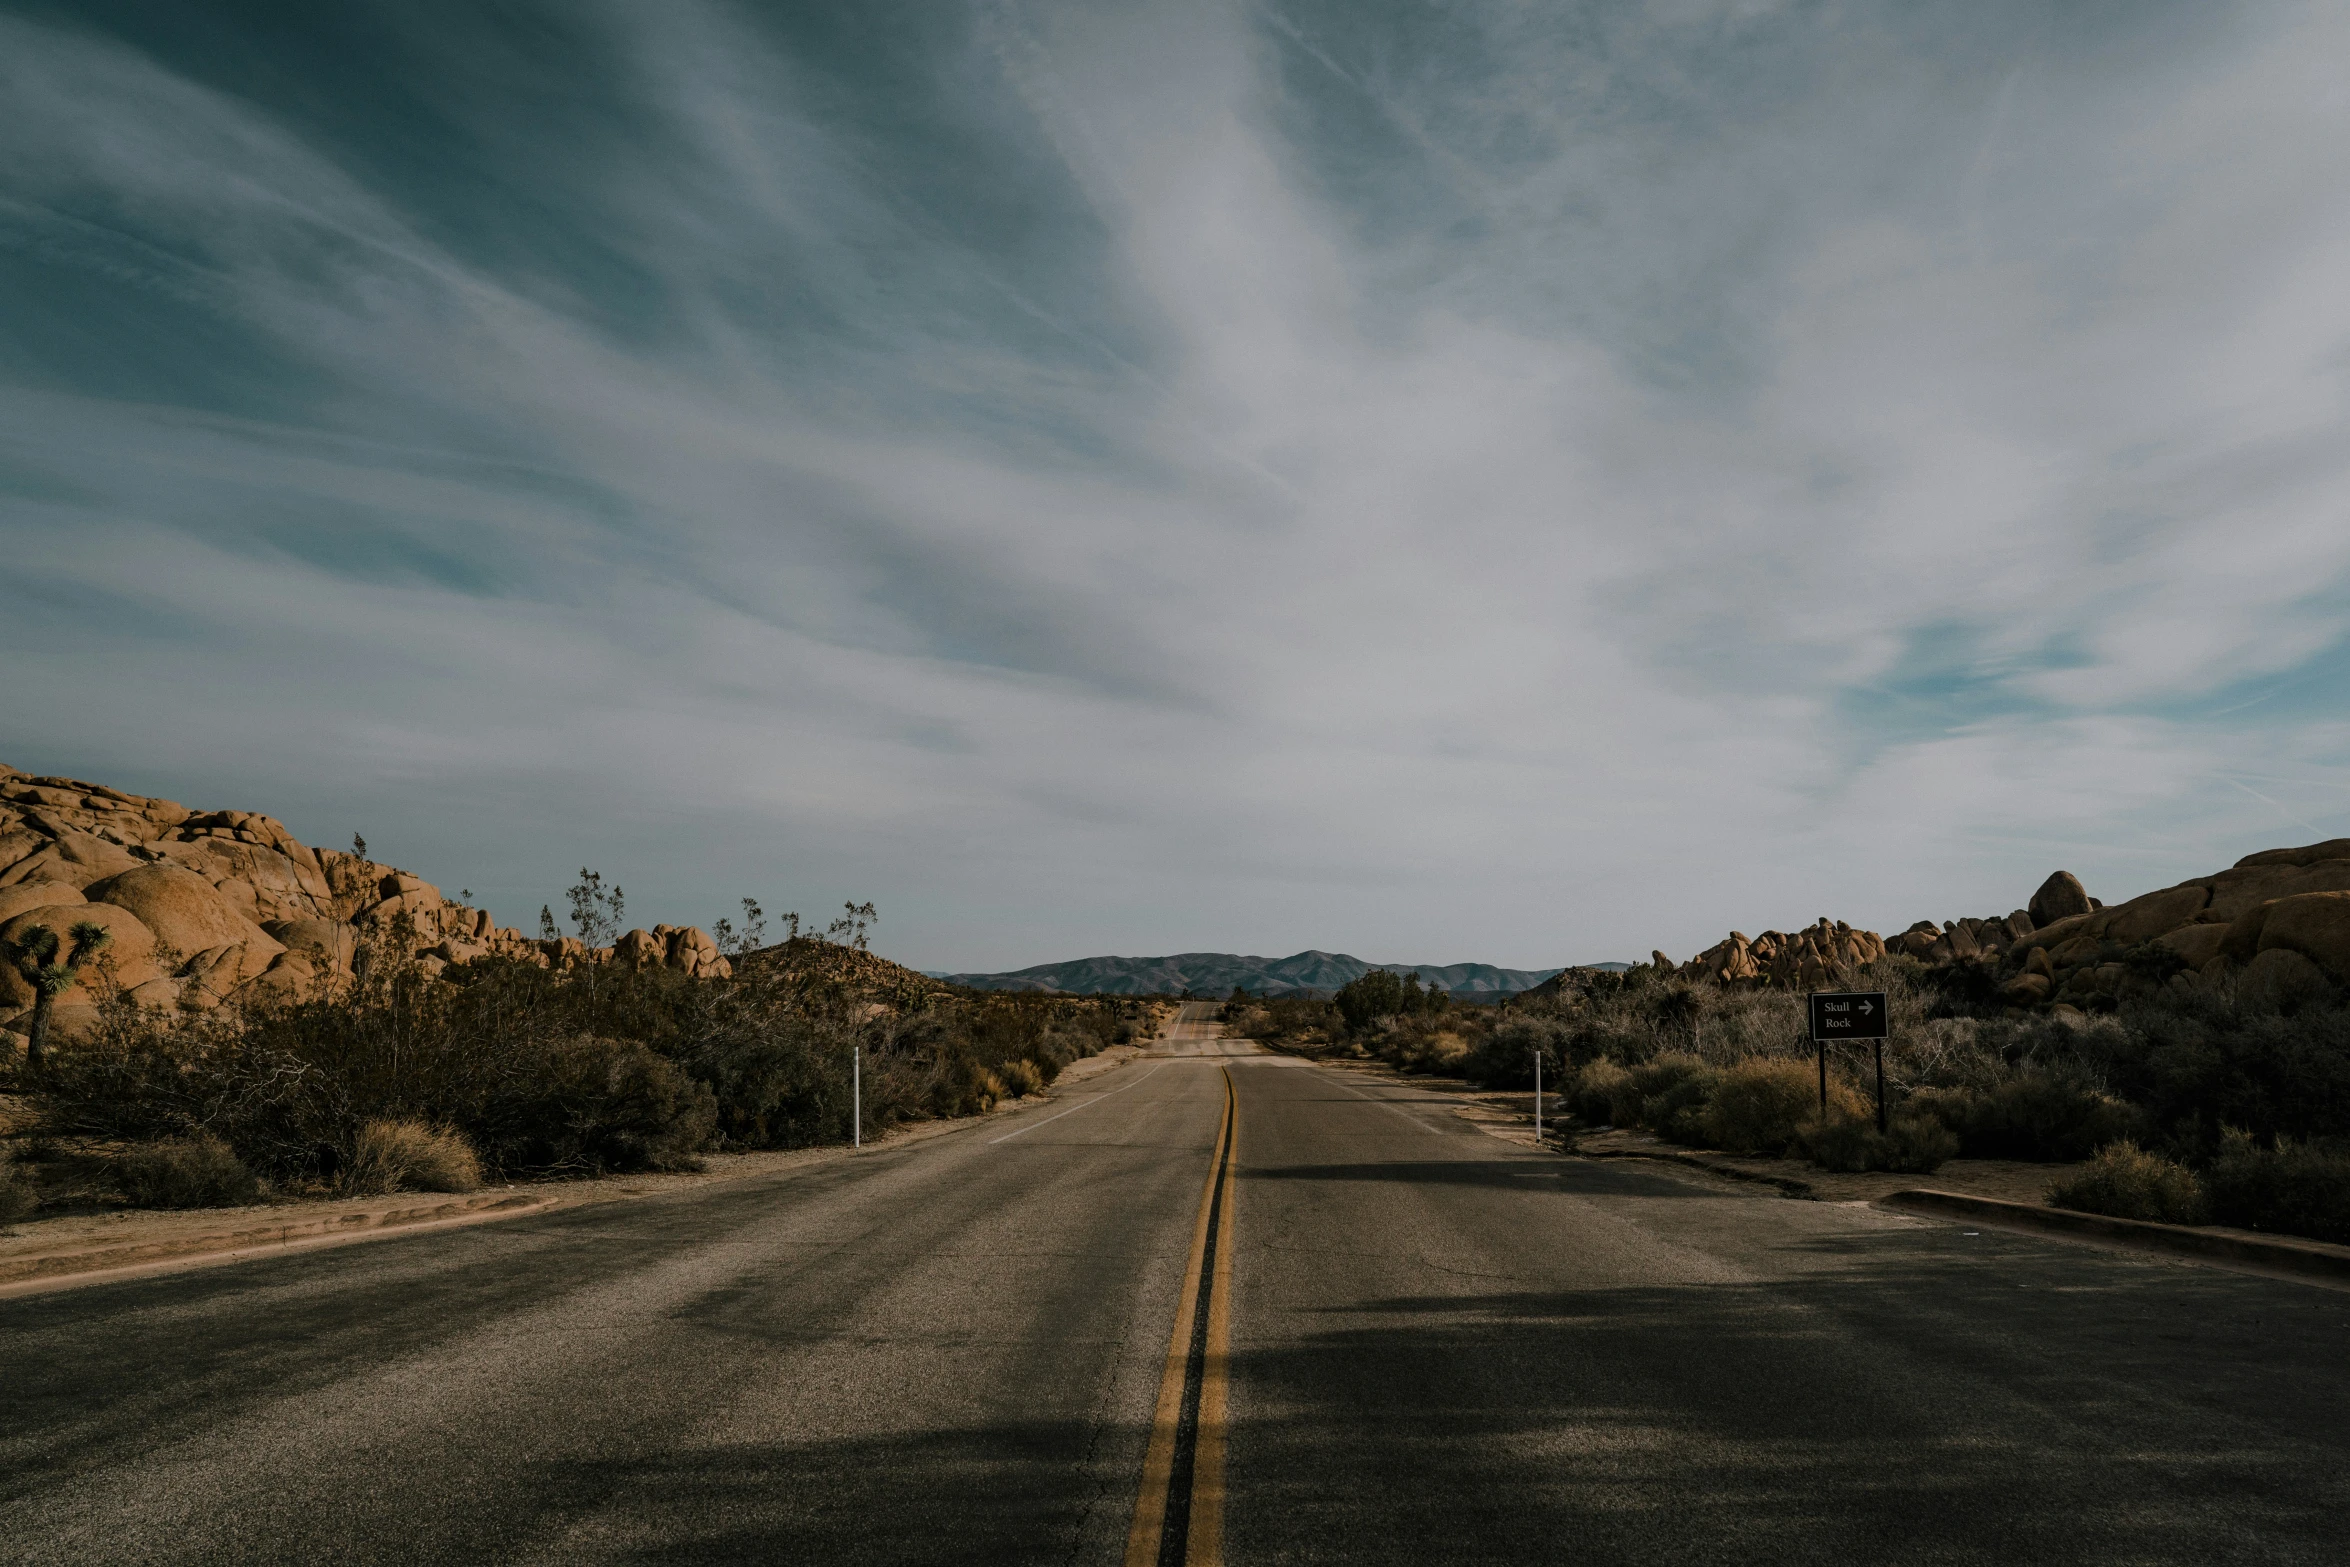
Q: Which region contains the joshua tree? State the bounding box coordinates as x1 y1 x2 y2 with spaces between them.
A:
2 920 113 1071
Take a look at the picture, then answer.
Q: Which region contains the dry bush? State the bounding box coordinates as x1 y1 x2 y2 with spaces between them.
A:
341 1119 482 1196
2046 1141 2206 1225
998 1059 1046 1099
111 1136 261 1209
1571 1059 1632 1125
1388 1027 1472 1075
1700 1058 1825 1155
1629 1053 1720 1143
2204 1129 2350 1244
1906 1072 2144 1162
0 1155 35 1223
1796 1110 1957 1175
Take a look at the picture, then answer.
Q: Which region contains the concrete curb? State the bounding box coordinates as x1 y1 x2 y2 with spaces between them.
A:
0 1193 555 1298
1879 1188 2350 1287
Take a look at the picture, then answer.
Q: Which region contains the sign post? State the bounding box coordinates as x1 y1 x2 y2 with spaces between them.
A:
853 1041 862 1151
1807 991 1889 1129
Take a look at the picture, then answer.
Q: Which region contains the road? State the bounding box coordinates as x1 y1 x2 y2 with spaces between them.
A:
4 1002 2347 1564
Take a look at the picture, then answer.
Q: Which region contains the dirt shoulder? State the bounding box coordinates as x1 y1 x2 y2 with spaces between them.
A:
1 1043 1149 1293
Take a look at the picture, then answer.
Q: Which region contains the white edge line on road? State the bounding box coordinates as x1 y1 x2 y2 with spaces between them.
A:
990 1062 1170 1144
1326 1074 1445 1134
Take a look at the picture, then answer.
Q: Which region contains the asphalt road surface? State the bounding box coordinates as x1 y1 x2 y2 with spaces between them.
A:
5 1002 2347 1564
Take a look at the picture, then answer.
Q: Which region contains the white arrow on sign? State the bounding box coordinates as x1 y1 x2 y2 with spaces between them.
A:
1859 1000 1875 1014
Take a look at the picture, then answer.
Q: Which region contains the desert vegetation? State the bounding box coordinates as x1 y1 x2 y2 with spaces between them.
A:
1231 954 2350 1245
0 890 1142 1217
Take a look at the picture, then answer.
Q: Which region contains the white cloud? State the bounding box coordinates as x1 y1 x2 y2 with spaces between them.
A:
3 2 2349 969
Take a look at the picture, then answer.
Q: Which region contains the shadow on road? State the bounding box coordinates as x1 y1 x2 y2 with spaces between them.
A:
1230 1234 2350 1566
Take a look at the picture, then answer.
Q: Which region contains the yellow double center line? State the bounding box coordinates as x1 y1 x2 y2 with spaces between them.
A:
1126 1064 1237 1567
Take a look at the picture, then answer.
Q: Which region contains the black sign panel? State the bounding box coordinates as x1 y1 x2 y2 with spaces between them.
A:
1808 990 1888 1042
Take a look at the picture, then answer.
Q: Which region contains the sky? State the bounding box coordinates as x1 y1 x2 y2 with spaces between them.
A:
3 0 2348 973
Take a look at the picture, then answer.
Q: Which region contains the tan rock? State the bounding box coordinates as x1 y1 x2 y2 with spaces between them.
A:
126 976 184 1010
2029 871 2094 927
2049 934 2100 968
0 900 161 992
2252 890 2350 983
83 864 282 968
2103 883 2210 945
2202 860 2350 922
0 880 85 924
2234 839 2350 870
2154 923 2229 970
2000 973 2050 1005
262 918 358 971
2024 912 2095 953
181 940 282 1003
0 831 142 889
614 929 665 970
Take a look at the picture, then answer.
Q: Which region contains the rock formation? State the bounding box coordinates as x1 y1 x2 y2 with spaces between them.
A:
1651 839 2350 1014
1668 920 1891 991
0 760 731 1047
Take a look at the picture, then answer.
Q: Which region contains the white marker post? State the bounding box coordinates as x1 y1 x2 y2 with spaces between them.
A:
1533 1051 1543 1145
853 1042 862 1151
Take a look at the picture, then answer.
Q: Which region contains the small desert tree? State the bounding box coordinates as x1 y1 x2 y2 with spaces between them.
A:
566 869 626 949
3 920 113 1071
823 901 877 951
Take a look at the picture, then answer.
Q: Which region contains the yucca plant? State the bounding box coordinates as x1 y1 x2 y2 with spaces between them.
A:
2 919 113 1071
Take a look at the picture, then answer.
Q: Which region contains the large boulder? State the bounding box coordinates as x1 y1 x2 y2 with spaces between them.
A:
0 830 142 890
2028 871 2094 928
0 880 84 925
82 864 283 968
0 899 163 996
2252 891 2350 984
261 918 357 972
2103 883 2211 945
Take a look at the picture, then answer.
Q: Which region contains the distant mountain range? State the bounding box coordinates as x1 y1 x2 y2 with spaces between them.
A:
927 950 1630 999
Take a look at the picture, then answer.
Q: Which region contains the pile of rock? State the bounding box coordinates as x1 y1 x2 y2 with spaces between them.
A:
0 761 730 1047
1664 920 1890 990
1644 842 2350 1016
1992 843 2350 1011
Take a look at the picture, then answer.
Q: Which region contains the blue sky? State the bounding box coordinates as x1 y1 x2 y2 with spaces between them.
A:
3 1 2347 970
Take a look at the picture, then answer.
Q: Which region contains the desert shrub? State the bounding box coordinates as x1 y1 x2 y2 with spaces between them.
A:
479 1036 715 1175
1335 969 1446 1034
1383 1025 1473 1076
2203 1129 2350 1245
2113 993 2350 1150
111 1136 262 1209
1629 1053 1719 1143
1030 1025 1103 1082
1571 1059 1632 1125
2046 1141 2207 1225
1796 1110 1958 1174
0 1156 35 1223
1909 1069 2144 1161
1465 1012 1579 1088
340 1119 482 1196
1700 1058 1822 1155
999 1059 1046 1099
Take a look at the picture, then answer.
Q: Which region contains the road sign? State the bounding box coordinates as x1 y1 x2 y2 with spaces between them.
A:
1808 990 1887 1042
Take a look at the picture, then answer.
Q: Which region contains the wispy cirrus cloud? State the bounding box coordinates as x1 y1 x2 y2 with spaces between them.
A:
2 0 2347 969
